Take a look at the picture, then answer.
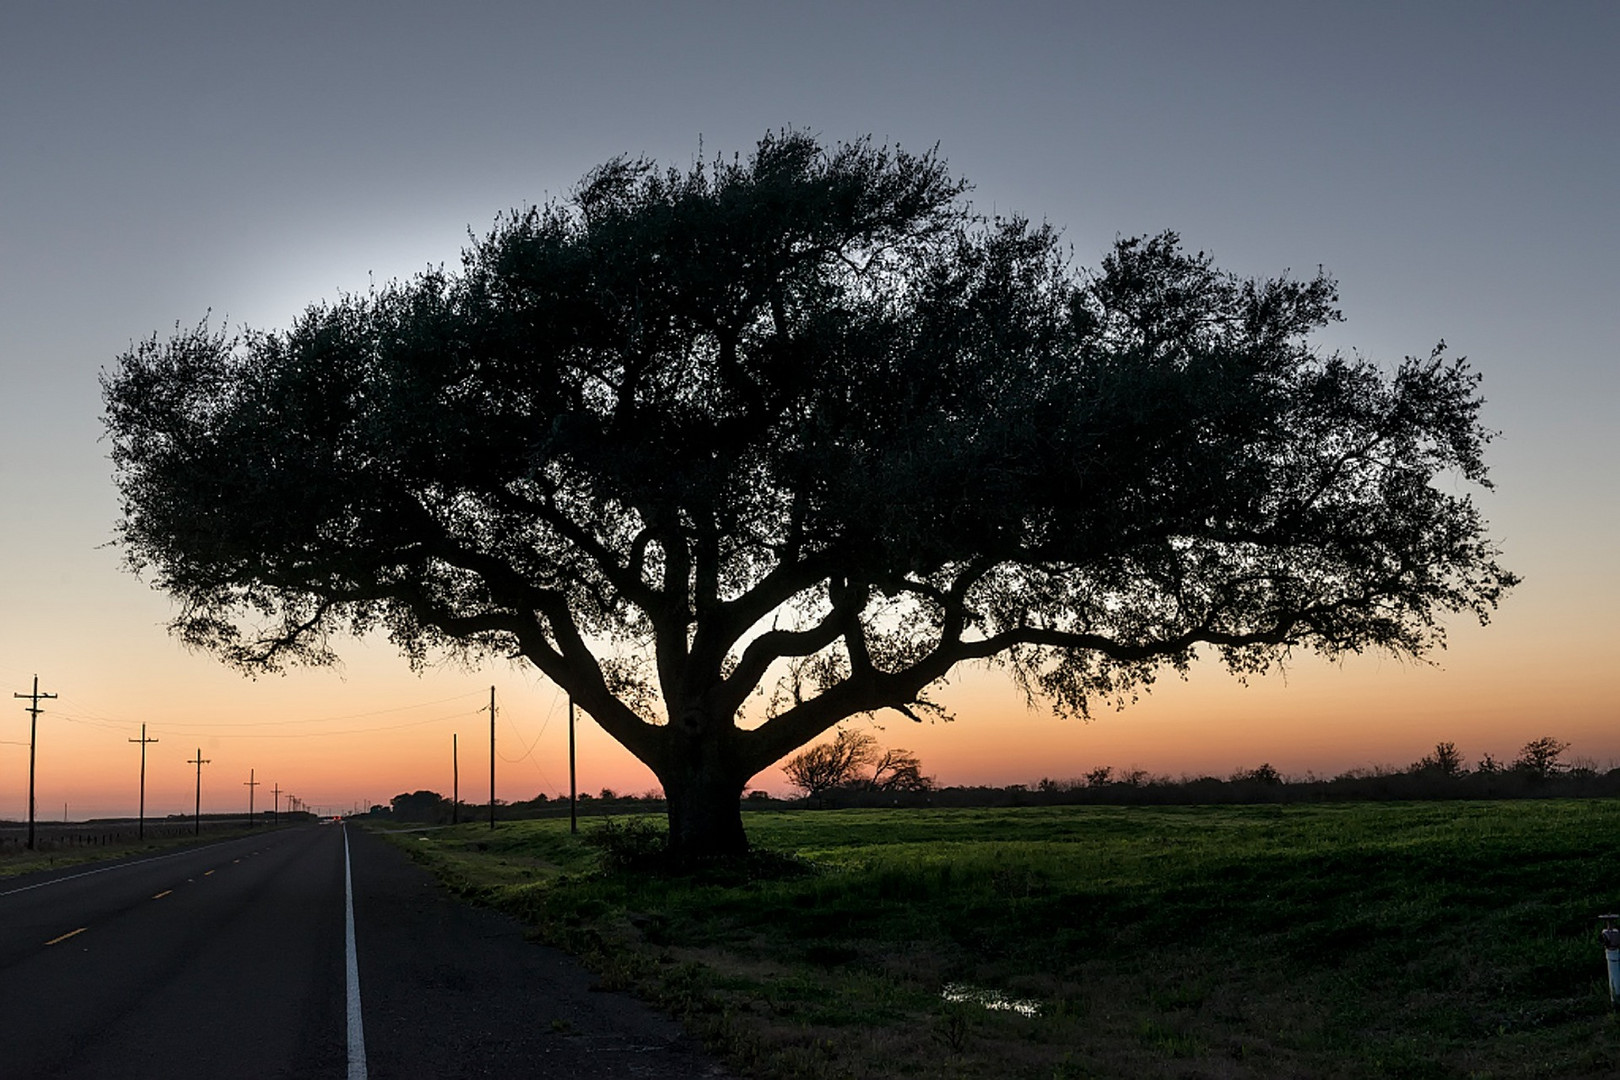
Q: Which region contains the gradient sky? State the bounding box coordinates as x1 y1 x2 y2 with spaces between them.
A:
1 2 1614 818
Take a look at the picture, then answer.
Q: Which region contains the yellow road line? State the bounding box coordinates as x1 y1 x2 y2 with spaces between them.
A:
152 889 172 899
45 927 87 946
203 870 214 876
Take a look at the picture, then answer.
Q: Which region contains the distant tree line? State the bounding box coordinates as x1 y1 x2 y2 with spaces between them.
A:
365 735 1615 822
760 734 1620 810
364 787 674 825
933 735 1620 809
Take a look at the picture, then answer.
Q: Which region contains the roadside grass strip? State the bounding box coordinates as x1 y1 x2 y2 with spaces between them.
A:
382 801 1620 1079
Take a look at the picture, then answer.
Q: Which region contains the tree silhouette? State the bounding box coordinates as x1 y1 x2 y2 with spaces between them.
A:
102 131 1515 860
868 747 932 793
1412 740 1467 777
783 729 878 797
1512 736 1570 780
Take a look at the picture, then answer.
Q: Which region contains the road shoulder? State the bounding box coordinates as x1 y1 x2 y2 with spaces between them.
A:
346 825 733 1080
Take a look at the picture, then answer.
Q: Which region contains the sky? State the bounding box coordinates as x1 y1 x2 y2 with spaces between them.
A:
1 1 1614 818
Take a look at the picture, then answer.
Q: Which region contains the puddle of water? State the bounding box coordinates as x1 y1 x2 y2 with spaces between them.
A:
940 982 1041 1018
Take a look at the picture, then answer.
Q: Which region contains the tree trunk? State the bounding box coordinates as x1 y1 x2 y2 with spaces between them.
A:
663 770 749 863
659 712 751 864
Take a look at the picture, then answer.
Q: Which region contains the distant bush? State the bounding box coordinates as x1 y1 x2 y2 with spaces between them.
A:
586 816 668 871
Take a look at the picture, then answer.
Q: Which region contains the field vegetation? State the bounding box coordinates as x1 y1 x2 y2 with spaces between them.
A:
383 800 1620 1078
0 816 308 879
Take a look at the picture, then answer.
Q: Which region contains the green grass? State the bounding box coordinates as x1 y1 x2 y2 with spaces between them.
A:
0 822 273 880
378 801 1620 1079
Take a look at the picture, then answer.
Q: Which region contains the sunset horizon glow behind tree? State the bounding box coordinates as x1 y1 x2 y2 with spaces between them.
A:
1 3 1613 822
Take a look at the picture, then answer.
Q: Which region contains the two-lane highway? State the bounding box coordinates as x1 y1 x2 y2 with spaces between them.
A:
1 826 347 1078
0 825 730 1079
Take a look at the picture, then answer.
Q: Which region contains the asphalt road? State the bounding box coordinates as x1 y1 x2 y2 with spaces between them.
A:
0 824 731 1079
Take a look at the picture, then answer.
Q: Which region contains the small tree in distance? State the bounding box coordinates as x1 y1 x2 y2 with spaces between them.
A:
782 729 931 797
783 730 879 797
1412 741 1467 777
1233 762 1283 785
1512 736 1570 780
868 747 933 793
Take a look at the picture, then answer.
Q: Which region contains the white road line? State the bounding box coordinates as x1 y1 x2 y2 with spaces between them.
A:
343 825 368 1080
0 835 265 898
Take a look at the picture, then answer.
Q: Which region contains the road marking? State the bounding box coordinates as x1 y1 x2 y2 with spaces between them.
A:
152 889 172 899
343 825 368 1080
203 870 214 876
45 927 87 946
0 835 264 898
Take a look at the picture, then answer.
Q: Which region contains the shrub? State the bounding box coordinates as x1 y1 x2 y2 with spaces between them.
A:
586 817 668 872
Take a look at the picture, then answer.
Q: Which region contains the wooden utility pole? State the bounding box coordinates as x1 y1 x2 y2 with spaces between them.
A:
244 768 260 825
187 748 210 835
129 724 159 840
488 686 496 831
568 695 577 834
452 732 459 825
14 675 57 851
271 782 281 826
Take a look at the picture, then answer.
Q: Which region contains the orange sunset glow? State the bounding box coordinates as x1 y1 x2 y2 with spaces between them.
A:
2 5 1614 826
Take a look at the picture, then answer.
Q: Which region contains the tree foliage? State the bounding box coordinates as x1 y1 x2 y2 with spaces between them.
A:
101 130 1515 858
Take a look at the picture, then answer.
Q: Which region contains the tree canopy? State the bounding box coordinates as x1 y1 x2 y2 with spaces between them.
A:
102 131 1515 858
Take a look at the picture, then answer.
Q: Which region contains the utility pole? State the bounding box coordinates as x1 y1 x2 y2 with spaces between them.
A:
14 675 57 851
452 732 459 825
271 782 281 826
129 724 159 840
568 694 577 834
244 768 260 825
187 748 210 835
488 686 496 831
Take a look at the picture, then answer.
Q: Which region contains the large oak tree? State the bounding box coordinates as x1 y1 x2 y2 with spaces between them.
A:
102 132 1515 859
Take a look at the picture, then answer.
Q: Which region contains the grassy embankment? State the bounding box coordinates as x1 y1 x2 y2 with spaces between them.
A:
381 801 1620 1079
0 821 284 880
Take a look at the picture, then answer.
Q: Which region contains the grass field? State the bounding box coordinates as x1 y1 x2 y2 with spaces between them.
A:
0 821 278 880
381 801 1620 1079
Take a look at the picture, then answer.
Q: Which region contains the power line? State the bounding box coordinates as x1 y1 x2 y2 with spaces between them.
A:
55 706 480 740
496 683 562 793
142 691 487 728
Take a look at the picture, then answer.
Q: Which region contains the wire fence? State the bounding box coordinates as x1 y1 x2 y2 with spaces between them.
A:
0 816 293 853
